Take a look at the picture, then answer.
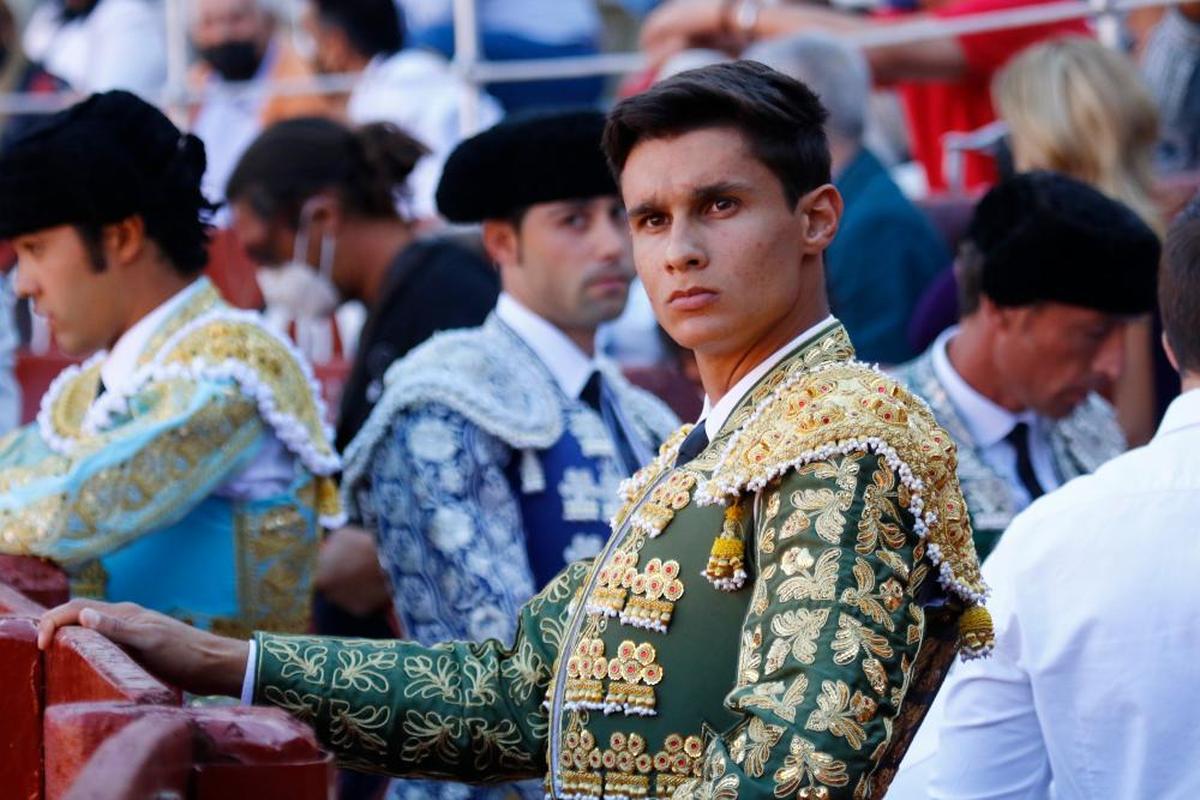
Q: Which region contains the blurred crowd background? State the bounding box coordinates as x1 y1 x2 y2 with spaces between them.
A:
0 0 1196 446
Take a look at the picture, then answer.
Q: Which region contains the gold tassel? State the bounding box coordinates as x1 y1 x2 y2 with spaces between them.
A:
704 504 748 591
958 604 995 659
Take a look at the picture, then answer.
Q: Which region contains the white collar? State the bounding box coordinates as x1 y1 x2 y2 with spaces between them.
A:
700 315 837 441
100 279 207 393
1155 386 1200 439
495 292 595 399
930 325 1034 447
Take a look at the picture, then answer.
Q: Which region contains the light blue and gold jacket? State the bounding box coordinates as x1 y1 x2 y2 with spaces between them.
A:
0 278 343 636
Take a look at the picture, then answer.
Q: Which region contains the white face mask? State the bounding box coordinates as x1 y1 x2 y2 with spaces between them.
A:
256 203 340 321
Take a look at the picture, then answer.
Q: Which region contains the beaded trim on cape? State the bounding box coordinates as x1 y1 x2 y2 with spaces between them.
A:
341 313 679 515
36 289 344 527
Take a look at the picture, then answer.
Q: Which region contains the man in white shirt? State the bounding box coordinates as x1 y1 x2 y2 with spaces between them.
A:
891 199 1199 799
301 0 501 221
22 0 165 95
894 172 1159 559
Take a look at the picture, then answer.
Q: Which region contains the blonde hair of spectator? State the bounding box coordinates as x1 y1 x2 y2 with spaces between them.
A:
994 36 1163 236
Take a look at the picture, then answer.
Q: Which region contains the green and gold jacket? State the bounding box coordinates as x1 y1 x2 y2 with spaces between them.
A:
253 321 990 799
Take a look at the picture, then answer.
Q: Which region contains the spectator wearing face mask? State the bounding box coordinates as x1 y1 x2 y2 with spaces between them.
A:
189 0 335 211
22 0 165 94
225 116 499 453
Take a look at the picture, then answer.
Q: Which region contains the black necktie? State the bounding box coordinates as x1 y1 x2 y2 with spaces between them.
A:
1005 421 1044 501
581 371 641 475
674 423 710 468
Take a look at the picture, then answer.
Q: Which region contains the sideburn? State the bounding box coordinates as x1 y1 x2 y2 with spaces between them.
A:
73 224 108 272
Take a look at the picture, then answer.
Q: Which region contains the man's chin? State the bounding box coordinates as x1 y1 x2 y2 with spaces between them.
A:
55 334 101 358
1044 393 1088 420
660 319 724 354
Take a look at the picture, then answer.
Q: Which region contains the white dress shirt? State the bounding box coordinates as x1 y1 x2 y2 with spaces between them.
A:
930 327 1060 508
98 280 295 501
495 292 593 399
23 0 166 95
893 387 1200 799
346 48 502 220
700 315 836 438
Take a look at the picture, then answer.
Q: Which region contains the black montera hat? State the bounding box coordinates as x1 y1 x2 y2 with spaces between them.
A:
436 108 617 223
0 90 209 239
970 171 1160 315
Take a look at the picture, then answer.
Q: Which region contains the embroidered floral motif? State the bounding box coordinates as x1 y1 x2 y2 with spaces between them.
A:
737 624 764 687
777 547 841 602
805 681 867 750
587 548 638 619
611 427 691 531
765 607 830 674
630 470 698 538
856 465 905 555
832 613 895 666
564 637 607 711
602 640 665 716
561 466 619 522
840 558 898 632
773 735 850 798
734 674 808 723
730 718 786 777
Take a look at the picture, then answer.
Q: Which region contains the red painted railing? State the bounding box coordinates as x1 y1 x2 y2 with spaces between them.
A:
0 557 335 799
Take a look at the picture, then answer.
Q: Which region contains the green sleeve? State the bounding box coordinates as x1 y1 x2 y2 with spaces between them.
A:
683 451 939 799
253 560 591 779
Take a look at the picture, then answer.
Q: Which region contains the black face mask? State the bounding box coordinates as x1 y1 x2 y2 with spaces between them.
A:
60 0 99 22
200 40 263 83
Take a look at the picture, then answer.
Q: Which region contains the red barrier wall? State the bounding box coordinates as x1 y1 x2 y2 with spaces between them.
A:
0 580 49 616
0 555 69 609
45 627 178 708
59 715 192 800
0 617 43 800
44 704 183 799
191 707 334 800
46 704 336 800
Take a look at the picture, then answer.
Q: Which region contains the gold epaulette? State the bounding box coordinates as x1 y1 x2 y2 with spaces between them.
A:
696 360 990 634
